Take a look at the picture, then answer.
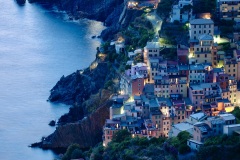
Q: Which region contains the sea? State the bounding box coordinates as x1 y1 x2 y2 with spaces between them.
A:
0 1 105 159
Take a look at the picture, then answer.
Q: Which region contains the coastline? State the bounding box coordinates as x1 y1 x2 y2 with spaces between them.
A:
29 0 123 150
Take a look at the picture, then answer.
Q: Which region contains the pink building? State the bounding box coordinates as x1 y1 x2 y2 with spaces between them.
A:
177 44 189 64
125 63 148 78
131 76 145 96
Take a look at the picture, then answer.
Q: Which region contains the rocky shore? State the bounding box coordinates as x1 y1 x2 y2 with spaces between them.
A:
32 97 113 149
30 0 143 150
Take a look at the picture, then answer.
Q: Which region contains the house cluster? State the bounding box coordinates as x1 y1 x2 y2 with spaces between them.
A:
171 0 240 23
126 0 160 10
102 0 240 148
186 112 240 150
217 0 240 21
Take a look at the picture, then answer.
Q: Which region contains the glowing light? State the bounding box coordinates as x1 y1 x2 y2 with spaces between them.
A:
225 106 234 112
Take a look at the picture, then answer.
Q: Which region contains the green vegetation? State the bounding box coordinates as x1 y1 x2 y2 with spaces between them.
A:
88 130 180 160
160 48 177 60
160 22 189 46
62 144 84 160
156 0 174 20
217 20 236 37
204 134 240 146
196 143 240 160
104 80 114 90
193 0 216 14
124 16 154 49
196 134 240 160
133 53 143 64
181 4 193 14
232 106 240 123
167 131 192 154
87 130 194 160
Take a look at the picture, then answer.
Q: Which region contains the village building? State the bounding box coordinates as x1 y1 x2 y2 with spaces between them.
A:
170 0 193 23
217 0 240 21
189 19 214 40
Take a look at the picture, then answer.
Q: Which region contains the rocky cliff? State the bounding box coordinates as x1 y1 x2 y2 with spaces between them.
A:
29 0 143 150
48 62 110 106
35 97 113 149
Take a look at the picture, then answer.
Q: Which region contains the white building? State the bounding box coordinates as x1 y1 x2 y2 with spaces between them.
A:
186 112 207 124
223 124 240 135
168 122 194 137
144 42 161 64
171 0 193 23
189 19 214 40
187 139 203 150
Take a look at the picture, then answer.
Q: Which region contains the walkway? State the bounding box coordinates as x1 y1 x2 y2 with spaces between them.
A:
146 10 162 42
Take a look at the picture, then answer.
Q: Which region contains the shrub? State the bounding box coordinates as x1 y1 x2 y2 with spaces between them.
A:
112 129 131 143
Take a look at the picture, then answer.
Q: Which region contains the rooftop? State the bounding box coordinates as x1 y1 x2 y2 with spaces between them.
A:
207 117 225 124
213 68 224 73
149 99 159 108
194 122 211 133
172 122 194 132
146 42 160 49
157 97 172 106
190 83 219 90
216 98 231 103
219 113 236 121
189 64 204 70
190 112 206 120
224 124 240 128
199 34 213 41
134 62 147 68
179 64 189 70
190 18 214 25
144 83 155 93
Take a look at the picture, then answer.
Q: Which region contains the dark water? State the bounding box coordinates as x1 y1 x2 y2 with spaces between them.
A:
0 1 105 160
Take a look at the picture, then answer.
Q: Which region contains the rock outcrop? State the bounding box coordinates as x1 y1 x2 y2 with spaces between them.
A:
29 0 144 150
48 62 110 105
33 98 112 149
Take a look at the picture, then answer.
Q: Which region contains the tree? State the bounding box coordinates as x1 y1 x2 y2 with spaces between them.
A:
112 129 131 143
156 0 174 19
62 143 83 160
177 131 191 144
71 149 83 159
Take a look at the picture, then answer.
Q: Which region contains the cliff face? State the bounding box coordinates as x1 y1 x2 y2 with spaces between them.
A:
40 99 113 149
29 0 125 40
29 0 124 22
49 62 110 105
29 0 144 150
